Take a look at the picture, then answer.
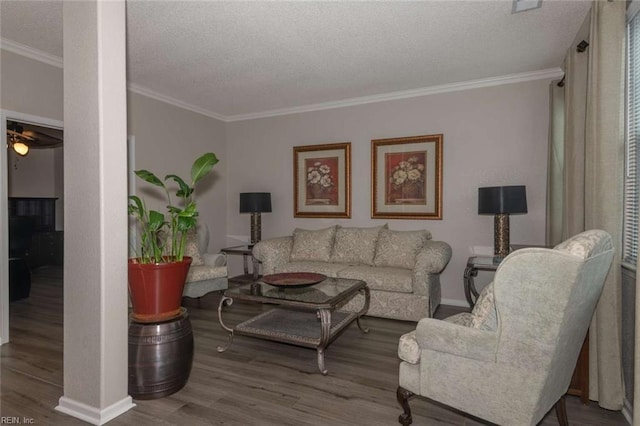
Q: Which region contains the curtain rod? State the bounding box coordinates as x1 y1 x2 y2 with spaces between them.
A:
556 40 589 87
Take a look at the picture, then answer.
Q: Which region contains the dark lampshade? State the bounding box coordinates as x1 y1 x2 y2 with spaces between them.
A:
240 193 272 213
478 186 527 215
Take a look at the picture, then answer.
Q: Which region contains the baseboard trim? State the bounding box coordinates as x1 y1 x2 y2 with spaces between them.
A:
441 298 470 308
623 397 632 425
55 395 135 425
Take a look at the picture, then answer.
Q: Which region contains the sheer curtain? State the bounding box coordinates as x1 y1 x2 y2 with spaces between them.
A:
545 79 564 245
547 0 625 410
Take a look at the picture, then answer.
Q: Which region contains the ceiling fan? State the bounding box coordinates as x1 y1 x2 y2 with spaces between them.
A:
6 121 63 156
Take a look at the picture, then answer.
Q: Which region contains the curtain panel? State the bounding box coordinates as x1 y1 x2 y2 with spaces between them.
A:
547 0 625 410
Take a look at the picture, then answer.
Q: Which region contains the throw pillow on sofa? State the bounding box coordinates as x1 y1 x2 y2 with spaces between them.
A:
290 226 337 262
330 225 387 265
373 229 430 270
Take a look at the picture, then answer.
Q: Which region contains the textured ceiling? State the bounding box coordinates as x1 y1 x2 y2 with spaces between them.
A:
1 1 591 120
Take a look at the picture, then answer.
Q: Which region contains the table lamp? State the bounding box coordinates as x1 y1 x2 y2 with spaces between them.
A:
478 185 527 258
240 192 272 245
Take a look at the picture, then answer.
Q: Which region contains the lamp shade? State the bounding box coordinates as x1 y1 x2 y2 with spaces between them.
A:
240 192 272 213
478 186 527 215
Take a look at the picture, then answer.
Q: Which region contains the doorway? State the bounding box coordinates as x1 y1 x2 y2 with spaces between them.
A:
0 110 63 344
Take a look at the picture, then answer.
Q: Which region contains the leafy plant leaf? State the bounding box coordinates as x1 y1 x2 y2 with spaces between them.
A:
135 170 165 188
191 153 218 184
176 216 197 232
165 174 191 198
181 202 197 215
148 210 166 232
128 195 144 215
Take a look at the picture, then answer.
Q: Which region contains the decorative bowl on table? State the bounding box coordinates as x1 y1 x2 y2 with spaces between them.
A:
261 272 327 288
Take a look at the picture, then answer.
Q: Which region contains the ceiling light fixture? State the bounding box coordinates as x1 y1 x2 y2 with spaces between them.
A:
512 0 542 14
8 136 29 156
12 141 29 156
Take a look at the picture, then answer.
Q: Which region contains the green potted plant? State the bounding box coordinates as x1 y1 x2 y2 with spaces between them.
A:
128 152 219 322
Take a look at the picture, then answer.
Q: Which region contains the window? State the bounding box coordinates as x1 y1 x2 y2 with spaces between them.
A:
625 6 640 265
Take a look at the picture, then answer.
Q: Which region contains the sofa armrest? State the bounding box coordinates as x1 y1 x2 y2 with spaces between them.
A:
415 318 498 362
203 252 227 268
414 240 452 274
411 241 451 300
252 237 293 274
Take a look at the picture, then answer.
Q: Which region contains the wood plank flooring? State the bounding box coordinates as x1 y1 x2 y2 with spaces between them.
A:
0 268 630 425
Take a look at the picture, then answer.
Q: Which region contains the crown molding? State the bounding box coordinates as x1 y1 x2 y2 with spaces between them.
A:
0 37 63 68
126 84 227 121
1 37 562 123
0 37 227 121
226 68 564 122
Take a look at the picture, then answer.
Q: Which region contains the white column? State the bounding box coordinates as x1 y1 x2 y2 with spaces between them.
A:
56 1 134 424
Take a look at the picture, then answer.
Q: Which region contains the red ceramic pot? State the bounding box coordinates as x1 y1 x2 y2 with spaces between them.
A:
128 257 192 323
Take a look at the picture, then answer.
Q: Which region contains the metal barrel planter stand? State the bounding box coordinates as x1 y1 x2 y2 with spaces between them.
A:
128 308 194 400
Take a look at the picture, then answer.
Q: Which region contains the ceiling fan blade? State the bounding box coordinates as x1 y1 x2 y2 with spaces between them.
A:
21 130 63 147
6 121 63 149
6 129 35 141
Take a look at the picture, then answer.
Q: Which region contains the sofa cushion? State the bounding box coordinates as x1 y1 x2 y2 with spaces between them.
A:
373 229 430 270
290 226 337 262
337 265 413 293
186 265 226 282
470 282 498 331
277 261 349 277
398 330 420 364
330 225 386 266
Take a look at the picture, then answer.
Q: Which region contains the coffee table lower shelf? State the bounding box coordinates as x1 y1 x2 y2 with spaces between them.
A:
236 308 358 348
217 302 368 375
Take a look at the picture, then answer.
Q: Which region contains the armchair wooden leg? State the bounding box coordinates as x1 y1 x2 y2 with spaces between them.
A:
396 386 414 426
555 395 568 426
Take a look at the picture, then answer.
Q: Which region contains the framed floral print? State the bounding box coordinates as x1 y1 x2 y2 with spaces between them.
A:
294 142 351 218
371 134 442 219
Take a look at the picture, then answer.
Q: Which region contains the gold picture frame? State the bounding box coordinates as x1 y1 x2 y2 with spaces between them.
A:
294 142 351 218
372 134 443 220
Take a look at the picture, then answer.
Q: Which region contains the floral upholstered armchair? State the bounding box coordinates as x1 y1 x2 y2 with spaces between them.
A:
396 229 614 425
180 224 228 299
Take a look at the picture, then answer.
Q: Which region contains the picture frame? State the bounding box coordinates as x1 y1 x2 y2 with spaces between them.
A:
371 134 443 220
294 142 351 218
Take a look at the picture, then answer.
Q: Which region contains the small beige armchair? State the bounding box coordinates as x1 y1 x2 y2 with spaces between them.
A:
396 230 614 426
181 224 228 299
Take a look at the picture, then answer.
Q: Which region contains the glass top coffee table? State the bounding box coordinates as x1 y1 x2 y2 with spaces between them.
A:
216 277 370 375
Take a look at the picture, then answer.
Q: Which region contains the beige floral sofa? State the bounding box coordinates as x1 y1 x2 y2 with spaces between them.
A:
252 225 451 321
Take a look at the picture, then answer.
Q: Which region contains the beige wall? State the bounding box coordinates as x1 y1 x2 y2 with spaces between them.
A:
226 79 551 304
1 50 63 121
127 92 227 252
